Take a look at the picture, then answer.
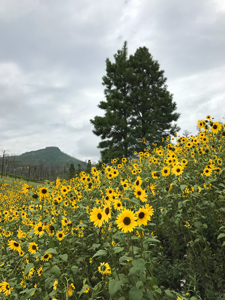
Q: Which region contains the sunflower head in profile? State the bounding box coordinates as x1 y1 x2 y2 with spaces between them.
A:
41 253 52 262
8 240 21 252
116 209 137 233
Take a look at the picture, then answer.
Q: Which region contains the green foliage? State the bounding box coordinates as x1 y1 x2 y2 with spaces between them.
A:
14 146 86 168
68 163 76 179
90 41 180 163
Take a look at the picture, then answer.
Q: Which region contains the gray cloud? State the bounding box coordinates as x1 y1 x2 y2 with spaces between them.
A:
0 0 225 163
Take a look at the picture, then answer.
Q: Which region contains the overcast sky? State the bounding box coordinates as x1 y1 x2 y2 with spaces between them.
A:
0 0 225 163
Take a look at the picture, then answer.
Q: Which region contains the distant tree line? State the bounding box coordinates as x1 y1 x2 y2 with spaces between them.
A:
0 151 94 182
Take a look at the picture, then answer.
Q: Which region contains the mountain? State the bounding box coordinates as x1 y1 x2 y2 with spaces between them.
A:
14 147 87 168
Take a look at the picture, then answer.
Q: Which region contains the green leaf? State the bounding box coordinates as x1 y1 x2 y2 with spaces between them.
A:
50 265 61 278
180 185 186 191
59 254 68 262
113 246 124 254
24 263 34 276
93 249 107 257
71 265 79 274
165 290 174 297
44 248 57 254
23 288 36 299
129 287 143 300
109 279 123 296
217 233 225 239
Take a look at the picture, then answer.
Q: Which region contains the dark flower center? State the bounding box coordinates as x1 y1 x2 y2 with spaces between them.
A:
42 189 47 194
38 227 43 232
14 242 19 247
105 208 110 215
123 217 131 225
97 213 102 220
139 212 145 219
100 265 106 271
32 245 37 250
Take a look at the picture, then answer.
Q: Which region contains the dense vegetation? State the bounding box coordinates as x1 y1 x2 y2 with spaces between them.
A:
0 116 225 300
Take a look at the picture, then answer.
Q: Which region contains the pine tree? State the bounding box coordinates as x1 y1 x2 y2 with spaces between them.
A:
91 42 180 163
90 42 135 162
128 46 180 151
68 163 75 179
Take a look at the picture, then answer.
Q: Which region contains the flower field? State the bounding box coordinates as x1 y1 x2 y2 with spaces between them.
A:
1 116 225 300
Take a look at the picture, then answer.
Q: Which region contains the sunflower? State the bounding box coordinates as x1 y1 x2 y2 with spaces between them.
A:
28 242 39 254
211 121 222 134
134 186 147 202
98 262 111 275
161 166 170 177
8 240 21 252
39 187 49 198
103 204 111 223
136 207 151 226
145 204 154 216
61 186 68 194
172 165 184 176
206 115 211 119
0 281 13 296
134 176 142 187
34 222 45 237
114 200 123 210
90 207 104 227
56 231 65 241
37 265 43 276
152 171 160 179
203 167 212 177
41 253 52 262
116 209 137 233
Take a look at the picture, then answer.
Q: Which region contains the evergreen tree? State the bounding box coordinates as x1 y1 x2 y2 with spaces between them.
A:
90 42 135 162
128 46 180 151
91 42 180 163
68 163 75 179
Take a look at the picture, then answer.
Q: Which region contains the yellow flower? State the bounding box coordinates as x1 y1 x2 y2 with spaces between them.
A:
116 209 137 233
0 281 13 295
136 207 151 226
98 262 111 275
41 253 52 262
53 280 58 290
28 242 38 254
56 231 65 241
68 283 75 296
161 166 170 177
82 284 90 293
90 207 104 228
8 240 21 252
